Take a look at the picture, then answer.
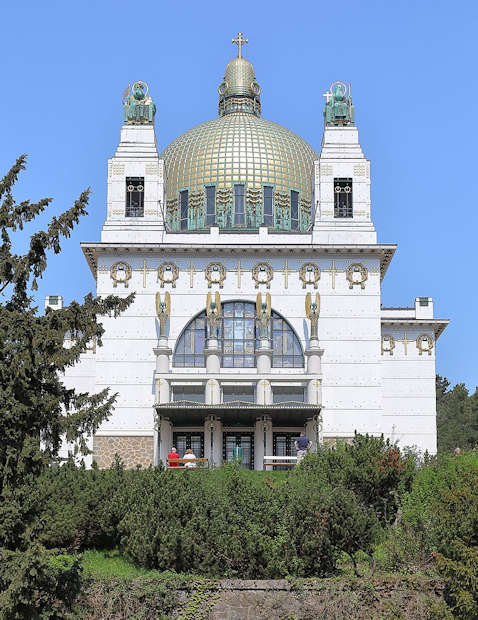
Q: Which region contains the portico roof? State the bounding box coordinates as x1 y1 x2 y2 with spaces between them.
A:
155 400 320 426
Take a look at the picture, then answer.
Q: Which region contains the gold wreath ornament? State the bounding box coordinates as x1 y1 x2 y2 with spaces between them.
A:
299 263 321 289
157 262 179 288
110 261 132 288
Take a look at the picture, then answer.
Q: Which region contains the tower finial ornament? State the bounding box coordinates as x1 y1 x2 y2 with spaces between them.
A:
123 80 156 124
232 32 248 58
323 81 354 127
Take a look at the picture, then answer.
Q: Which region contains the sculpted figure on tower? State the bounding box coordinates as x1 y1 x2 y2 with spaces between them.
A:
123 81 156 124
323 81 354 126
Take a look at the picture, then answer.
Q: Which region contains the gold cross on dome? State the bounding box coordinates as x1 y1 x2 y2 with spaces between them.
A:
232 32 248 58
324 259 345 290
397 331 414 356
280 260 296 289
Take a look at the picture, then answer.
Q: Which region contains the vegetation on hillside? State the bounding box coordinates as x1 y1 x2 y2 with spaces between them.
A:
437 375 478 453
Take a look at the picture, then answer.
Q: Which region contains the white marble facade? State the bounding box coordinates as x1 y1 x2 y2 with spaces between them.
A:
59 84 448 469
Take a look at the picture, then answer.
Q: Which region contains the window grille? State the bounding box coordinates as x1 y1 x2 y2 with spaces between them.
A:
180 190 189 230
125 177 144 217
205 186 216 226
263 185 273 227
290 190 299 229
334 178 353 218
234 184 245 226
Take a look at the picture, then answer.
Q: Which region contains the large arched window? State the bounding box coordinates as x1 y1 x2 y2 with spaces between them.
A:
173 301 304 368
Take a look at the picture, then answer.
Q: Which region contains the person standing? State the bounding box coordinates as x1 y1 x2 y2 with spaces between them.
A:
294 432 311 465
168 446 180 467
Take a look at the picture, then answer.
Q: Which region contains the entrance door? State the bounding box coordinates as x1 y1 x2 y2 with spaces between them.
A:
223 432 254 469
173 432 204 458
273 432 300 470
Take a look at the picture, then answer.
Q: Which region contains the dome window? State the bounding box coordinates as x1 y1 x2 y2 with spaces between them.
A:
263 186 273 227
180 190 189 230
291 190 299 230
205 186 216 226
234 184 245 226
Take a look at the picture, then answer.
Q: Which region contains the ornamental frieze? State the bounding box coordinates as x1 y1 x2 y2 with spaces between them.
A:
346 263 368 289
252 262 273 289
205 262 227 288
110 261 132 288
299 263 320 289
158 262 179 288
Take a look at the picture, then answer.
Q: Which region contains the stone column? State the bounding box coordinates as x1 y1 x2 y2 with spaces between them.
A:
158 417 173 466
254 415 273 470
205 378 221 405
204 415 223 467
305 340 324 375
256 378 272 405
256 339 272 374
154 340 172 373
205 339 221 374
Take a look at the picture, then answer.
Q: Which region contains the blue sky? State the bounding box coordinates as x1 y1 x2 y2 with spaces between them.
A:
1 0 476 389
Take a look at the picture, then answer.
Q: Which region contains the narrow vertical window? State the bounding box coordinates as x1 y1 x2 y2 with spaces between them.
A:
234 184 245 226
290 190 299 230
334 178 353 218
206 186 216 226
180 190 189 230
125 177 144 217
263 185 273 227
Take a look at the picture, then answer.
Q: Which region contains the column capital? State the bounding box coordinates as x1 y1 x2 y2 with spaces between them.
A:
153 345 173 356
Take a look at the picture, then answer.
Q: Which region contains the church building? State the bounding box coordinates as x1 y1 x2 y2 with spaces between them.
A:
57 34 448 469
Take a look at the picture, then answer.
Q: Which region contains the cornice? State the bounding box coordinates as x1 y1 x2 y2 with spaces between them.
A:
381 318 449 339
81 242 396 281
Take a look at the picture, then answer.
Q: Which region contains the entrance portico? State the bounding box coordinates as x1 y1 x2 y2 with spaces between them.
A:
155 401 321 470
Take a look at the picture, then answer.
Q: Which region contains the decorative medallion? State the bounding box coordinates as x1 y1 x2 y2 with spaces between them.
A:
416 334 434 356
381 335 395 356
346 263 368 289
158 262 179 288
252 262 273 289
110 261 132 288
299 263 320 289
205 262 226 288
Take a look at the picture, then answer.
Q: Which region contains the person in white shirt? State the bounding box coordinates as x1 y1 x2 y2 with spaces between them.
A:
183 448 197 468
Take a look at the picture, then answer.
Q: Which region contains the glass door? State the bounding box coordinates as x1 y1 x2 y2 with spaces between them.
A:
173 432 204 458
223 432 254 469
273 432 300 470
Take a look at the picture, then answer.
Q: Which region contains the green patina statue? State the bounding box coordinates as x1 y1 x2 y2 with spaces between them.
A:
323 81 354 126
123 81 156 124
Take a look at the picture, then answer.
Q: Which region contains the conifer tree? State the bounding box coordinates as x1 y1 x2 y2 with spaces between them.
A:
0 155 133 551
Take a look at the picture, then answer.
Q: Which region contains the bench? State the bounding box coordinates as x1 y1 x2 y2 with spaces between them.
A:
263 455 298 469
168 457 209 469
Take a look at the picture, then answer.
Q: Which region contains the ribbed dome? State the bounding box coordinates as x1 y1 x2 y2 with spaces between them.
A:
161 38 318 232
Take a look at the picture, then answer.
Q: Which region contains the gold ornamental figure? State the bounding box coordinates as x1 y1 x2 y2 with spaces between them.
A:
305 292 320 340
256 292 271 340
155 291 171 337
206 291 222 339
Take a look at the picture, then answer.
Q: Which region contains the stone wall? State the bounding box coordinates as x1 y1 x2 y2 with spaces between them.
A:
92 435 154 469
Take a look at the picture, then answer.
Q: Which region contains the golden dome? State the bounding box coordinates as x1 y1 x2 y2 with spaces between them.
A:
161 37 318 232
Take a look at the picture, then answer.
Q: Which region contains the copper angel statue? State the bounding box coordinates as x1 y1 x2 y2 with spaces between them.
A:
155 291 171 337
206 291 222 339
256 292 271 340
305 292 320 340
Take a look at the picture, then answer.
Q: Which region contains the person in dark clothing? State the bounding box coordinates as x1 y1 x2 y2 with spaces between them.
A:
294 432 312 464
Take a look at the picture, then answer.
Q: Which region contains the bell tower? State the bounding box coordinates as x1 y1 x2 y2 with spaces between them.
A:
313 81 376 244
101 81 165 244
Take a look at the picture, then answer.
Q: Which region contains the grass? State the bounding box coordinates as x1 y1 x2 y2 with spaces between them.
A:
82 549 161 579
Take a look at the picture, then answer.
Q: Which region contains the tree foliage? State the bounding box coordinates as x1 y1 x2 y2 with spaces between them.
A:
436 375 478 452
0 156 133 617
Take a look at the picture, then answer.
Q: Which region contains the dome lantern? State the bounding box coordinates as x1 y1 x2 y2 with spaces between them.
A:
218 33 261 117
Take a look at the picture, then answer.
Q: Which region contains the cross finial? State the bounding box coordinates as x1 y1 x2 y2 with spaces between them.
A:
232 32 248 58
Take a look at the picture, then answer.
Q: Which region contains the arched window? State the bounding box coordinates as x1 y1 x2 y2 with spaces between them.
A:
173 301 304 368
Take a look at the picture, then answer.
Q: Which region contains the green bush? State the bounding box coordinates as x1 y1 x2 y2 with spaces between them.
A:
0 545 82 619
436 541 478 619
